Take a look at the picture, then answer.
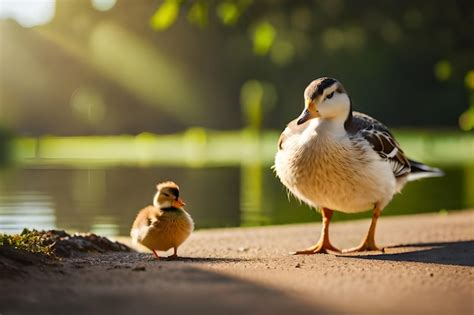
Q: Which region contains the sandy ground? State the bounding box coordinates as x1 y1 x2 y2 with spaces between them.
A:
1 210 473 315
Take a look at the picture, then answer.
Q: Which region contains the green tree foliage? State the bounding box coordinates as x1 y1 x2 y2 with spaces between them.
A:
149 0 474 130
2 1 472 135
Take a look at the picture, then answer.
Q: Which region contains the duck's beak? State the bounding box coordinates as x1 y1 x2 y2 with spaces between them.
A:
297 99 318 125
297 109 311 125
172 198 186 208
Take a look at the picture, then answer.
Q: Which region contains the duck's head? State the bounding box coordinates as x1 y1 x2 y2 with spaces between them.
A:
153 181 186 209
297 77 351 125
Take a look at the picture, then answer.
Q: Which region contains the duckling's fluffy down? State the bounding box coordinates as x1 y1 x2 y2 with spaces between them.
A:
131 206 194 252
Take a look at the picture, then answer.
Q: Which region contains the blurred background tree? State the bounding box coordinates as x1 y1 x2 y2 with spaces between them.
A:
0 0 473 136
0 124 12 165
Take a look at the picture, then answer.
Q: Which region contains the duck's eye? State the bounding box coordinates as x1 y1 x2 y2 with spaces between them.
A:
326 92 334 100
163 193 170 197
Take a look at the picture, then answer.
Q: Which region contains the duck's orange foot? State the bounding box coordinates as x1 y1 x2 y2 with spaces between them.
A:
291 241 341 255
342 241 384 253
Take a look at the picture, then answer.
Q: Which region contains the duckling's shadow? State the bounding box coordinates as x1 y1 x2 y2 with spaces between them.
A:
343 240 474 267
146 256 250 263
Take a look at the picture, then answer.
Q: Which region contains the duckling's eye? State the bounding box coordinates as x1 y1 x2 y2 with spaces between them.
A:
163 193 170 197
326 92 334 100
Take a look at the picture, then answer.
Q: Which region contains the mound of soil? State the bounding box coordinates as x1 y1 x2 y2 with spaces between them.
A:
42 230 130 257
0 230 130 277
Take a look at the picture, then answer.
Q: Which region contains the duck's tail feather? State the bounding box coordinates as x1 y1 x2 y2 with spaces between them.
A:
408 159 444 181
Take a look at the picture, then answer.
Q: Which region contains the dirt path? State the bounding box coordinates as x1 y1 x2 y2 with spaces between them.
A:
1 210 473 314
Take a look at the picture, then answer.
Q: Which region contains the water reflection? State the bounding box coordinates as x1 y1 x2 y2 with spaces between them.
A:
0 163 472 236
0 191 55 233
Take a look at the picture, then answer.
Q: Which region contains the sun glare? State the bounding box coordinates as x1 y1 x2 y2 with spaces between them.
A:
91 0 116 12
0 0 55 27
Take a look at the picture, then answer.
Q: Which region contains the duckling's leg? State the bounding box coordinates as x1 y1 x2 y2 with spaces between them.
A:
292 208 340 255
167 247 178 259
343 205 383 253
152 250 160 260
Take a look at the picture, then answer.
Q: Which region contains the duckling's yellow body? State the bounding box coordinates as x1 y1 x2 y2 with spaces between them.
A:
131 206 193 253
130 181 194 259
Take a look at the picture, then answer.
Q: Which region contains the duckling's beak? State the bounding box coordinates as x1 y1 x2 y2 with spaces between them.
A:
172 198 186 208
297 100 318 125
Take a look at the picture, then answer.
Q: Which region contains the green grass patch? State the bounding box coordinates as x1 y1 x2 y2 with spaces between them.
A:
9 129 474 168
0 229 53 256
0 229 130 258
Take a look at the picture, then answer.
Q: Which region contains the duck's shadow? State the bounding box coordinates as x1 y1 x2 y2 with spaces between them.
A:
343 240 474 267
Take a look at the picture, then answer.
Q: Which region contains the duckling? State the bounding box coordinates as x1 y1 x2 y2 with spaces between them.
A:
274 77 443 254
130 181 194 260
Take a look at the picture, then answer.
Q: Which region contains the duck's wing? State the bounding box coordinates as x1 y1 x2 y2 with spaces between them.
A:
347 112 411 178
278 118 306 150
131 206 156 228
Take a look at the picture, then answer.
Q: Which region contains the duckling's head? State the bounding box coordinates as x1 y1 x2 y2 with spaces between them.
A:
297 77 351 125
153 181 186 209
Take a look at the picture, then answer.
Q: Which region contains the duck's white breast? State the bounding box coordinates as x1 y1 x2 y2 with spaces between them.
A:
275 120 396 213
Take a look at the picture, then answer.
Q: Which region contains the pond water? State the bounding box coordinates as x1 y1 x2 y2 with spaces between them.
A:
0 162 472 236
